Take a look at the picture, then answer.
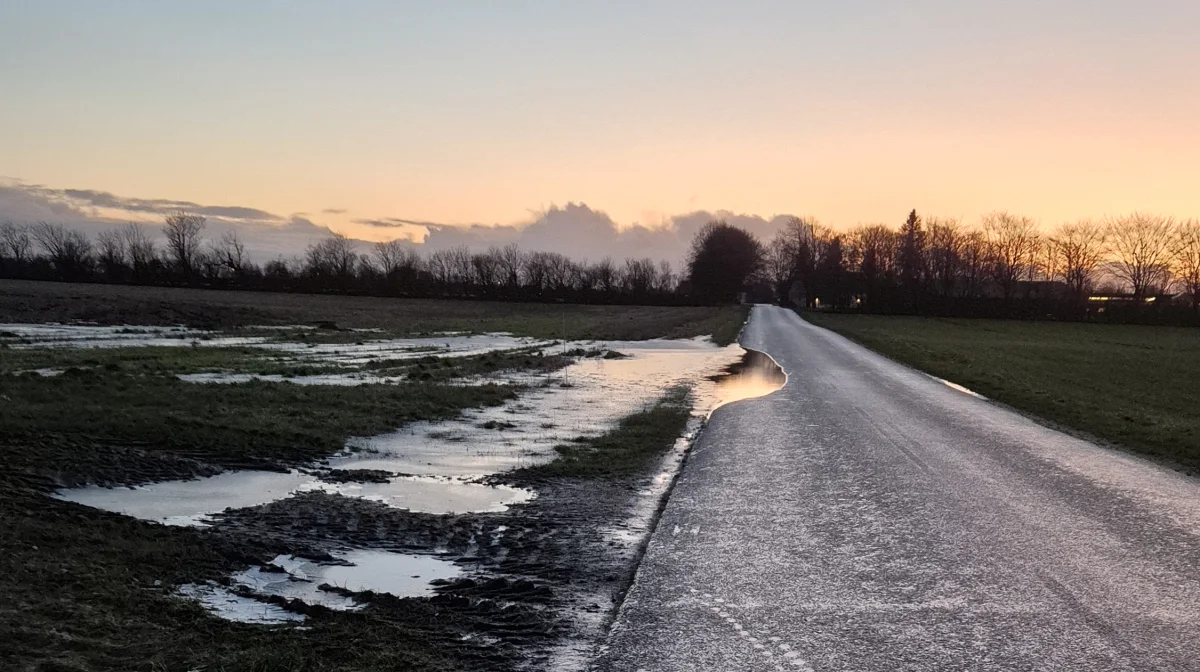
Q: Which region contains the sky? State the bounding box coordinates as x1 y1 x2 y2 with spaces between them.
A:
2 1 1199 262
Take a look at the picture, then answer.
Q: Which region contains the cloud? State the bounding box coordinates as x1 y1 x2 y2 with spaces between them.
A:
56 188 282 221
0 180 348 262
355 216 446 229
2 179 800 268
322 208 348 215
412 202 796 268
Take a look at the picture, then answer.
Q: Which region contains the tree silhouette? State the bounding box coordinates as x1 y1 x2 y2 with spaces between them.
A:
162 212 206 278
899 209 925 305
685 221 763 303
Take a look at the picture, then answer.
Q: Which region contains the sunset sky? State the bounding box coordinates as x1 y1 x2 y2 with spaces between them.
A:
2 1 1199 255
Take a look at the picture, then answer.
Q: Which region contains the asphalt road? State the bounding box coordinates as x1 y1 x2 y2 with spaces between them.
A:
594 305 1200 671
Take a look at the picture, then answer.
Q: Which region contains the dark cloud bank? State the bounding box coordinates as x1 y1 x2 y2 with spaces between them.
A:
0 181 797 268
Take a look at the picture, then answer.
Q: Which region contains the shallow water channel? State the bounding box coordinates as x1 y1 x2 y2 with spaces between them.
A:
26 325 785 624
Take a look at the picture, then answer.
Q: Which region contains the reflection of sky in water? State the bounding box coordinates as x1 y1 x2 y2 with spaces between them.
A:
177 583 307 624
234 551 461 608
178 549 461 623
54 336 783 526
56 471 531 525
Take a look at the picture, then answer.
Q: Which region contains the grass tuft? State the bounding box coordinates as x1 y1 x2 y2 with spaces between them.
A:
511 386 693 479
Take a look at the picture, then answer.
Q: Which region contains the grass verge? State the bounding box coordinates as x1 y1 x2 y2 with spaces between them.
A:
511 386 693 479
803 312 1200 471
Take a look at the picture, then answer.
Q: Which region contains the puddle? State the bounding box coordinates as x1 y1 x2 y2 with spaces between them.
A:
344 339 780 478
177 583 307 624
253 334 552 366
55 470 530 524
57 338 783 525
0 322 550 368
177 372 409 386
300 475 533 514
178 550 462 624
0 323 262 348
236 551 461 607
705 349 786 413
57 471 318 526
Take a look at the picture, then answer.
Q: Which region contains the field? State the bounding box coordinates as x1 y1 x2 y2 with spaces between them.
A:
0 280 750 671
803 312 1200 472
0 279 747 345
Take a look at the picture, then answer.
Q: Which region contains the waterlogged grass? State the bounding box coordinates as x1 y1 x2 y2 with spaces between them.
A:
1 343 582 382
513 386 693 479
0 279 749 344
0 488 520 672
2 369 518 487
0 344 333 377
365 347 577 382
803 312 1200 471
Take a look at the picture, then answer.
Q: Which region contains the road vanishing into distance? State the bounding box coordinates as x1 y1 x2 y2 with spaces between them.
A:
595 305 1200 671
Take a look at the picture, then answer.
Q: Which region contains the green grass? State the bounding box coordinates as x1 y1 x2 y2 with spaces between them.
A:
512 386 693 479
803 313 1200 471
0 345 335 377
0 283 749 670
0 279 749 344
0 488 518 672
2 369 517 487
0 364 527 670
1 343 582 383
365 347 577 381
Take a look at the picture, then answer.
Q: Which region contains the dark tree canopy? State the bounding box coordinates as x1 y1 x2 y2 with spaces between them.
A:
686 221 763 303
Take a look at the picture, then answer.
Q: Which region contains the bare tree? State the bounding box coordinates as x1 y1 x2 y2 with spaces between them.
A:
30 222 93 276
425 248 455 288
925 217 964 296
371 239 422 292
470 249 501 291
96 229 127 277
0 222 33 263
496 243 525 290
764 233 797 301
163 212 207 276
588 258 618 294
1106 213 1176 298
446 245 475 290
621 258 658 296
304 233 357 281
957 229 988 298
524 251 554 293
982 212 1040 299
209 231 248 276
655 260 676 293
543 253 576 294
1049 221 1107 299
119 223 158 275
849 223 898 284
1172 218 1200 311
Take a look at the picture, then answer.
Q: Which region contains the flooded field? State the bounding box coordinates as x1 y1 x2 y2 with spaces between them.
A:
4 313 783 668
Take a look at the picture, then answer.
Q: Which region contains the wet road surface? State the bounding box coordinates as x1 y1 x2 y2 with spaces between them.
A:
595 305 1200 671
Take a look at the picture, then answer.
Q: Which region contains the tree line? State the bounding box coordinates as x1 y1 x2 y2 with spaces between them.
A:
3 210 1199 323
682 211 1200 323
0 214 682 304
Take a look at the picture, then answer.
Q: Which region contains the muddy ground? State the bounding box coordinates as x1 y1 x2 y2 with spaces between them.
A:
0 292 740 671
0 405 689 671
